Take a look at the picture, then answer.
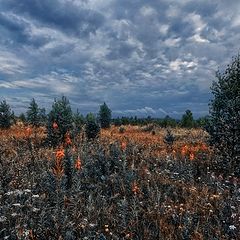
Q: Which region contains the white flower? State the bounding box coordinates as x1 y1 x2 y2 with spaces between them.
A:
0 216 7 222
229 225 236 230
32 194 39 198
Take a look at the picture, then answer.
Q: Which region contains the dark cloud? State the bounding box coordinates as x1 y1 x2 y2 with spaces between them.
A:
2 0 105 37
0 0 239 117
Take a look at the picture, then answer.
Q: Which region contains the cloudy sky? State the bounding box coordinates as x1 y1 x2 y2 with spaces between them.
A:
0 0 239 117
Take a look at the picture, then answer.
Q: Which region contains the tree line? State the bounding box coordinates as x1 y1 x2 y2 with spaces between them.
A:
0 97 207 130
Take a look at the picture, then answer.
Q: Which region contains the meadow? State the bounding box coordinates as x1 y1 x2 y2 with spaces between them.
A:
0 124 239 239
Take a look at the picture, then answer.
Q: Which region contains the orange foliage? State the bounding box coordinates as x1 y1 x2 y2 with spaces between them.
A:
53 148 65 178
101 126 210 160
132 181 140 195
121 141 127 151
65 132 72 145
53 122 58 129
75 156 81 170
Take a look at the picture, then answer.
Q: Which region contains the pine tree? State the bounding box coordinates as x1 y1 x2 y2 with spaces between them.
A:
39 107 47 125
208 54 240 174
73 109 85 133
26 98 41 127
99 102 112 128
85 113 100 140
181 110 194 128
47 96 73 146
0 100 13 129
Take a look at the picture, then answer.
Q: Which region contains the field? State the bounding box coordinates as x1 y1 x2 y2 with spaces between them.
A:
0 124 239 239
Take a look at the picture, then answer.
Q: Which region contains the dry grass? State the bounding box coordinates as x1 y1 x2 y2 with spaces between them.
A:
0 125 239 239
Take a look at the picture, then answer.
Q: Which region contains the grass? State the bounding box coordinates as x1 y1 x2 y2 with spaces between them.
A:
0 124 239 239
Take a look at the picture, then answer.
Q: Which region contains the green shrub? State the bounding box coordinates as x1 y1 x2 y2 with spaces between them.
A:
207 55 240 175
85 113 100 140
119 126 125 133
0 100 14 129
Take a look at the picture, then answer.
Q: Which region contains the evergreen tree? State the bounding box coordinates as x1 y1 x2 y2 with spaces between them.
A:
19 113 27 123
39 107 47 125
161 115 177 128
0 100 13 129
196 116 209 128
99 102 112 128
73 109 85 133
26 98 41 127
113 117 122 126
85 113 100 140
208 54 240 174
181 110 194 128
47 96 73 146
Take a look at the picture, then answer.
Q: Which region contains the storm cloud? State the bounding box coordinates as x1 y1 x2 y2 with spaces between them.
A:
0 0 239 117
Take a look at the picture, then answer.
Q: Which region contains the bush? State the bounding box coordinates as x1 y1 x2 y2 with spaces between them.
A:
85 113 100 140
119 126 125 133
0 100 14 129
207 55 240 175
163 129 175 149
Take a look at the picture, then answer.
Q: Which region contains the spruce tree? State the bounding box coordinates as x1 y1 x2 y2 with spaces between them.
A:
208 54 240 174
0 100 13 129
181 110 194 128
99 102 112 128
73 109 85 133
26 98 41 127
47 96 73 146
85 113 100 140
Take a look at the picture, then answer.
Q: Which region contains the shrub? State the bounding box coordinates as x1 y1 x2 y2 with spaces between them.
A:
0 100 14 129
19 113 27 124
163 128 175 149
119 126 125 133
207 54 240 175
85 113 100 140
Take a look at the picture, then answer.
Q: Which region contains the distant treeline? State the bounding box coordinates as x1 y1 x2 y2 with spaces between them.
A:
0 97 208 130
112 112 209 129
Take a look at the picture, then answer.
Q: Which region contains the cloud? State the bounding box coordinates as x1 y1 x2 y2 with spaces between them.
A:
0 50 26 74
0 0 239 117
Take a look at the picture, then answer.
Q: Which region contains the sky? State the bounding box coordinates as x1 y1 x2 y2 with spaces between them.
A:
0 0 239 118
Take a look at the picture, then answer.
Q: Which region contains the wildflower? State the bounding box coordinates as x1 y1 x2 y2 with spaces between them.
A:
53 149 64 178
26 127 32 137
65 132 72 145
53 122 58 129
104 224 109 232
229 225 236 230
121 141 127 151
53 158 64 178
181 145 188 156
55 149 65 159
201 143 208 151
132 181 140 195
75 156 81 170
189 152 194 160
